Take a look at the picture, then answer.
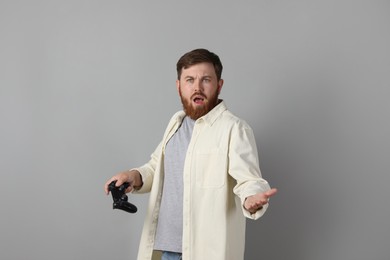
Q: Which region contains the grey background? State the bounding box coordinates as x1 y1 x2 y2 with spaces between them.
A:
1 1 389 260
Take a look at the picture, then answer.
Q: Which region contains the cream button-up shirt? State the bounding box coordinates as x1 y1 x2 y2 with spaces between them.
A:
134 101 271 260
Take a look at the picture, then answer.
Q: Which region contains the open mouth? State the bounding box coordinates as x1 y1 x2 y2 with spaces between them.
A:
193 95 206 105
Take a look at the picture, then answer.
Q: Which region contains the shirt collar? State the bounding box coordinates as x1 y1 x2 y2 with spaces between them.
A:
197 99 227 126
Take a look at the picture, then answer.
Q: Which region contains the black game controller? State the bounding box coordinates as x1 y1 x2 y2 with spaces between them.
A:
108 181 137 213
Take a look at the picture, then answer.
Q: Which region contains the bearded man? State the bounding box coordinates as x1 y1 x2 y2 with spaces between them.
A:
104 48 277 260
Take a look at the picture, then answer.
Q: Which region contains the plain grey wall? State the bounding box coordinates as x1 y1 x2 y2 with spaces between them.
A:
1 1 389 260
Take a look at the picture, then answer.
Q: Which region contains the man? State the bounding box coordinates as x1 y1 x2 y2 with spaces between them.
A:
104 48 277 260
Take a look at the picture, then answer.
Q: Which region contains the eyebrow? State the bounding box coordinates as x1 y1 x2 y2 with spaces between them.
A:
183 75 212 79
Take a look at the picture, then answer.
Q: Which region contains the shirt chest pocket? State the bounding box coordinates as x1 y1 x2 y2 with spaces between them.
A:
194 149 227 188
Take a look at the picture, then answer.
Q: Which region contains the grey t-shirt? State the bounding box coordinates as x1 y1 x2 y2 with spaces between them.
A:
154 116 195 253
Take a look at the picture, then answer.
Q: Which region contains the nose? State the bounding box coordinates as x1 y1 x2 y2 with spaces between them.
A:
194 78 203 92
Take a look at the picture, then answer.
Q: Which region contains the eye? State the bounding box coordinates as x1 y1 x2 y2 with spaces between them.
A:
186 78 194 83
203 78 211 83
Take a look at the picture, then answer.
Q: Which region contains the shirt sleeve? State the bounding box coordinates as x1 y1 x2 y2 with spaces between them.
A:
131 141 163 194
228 120 271 220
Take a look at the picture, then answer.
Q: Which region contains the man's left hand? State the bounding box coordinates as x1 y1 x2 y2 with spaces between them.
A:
244 188 278 214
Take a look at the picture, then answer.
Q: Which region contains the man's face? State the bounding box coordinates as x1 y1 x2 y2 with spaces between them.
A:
176 62 224 120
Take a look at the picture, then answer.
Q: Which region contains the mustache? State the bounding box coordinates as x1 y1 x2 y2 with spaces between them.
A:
191 92 207 99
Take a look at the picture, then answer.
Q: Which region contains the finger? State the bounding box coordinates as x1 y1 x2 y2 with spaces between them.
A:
104 185 111 195
115 178 125 187
260 198 268 205
265 188 278 198
104 177 120 194
248 202 264 213
256 201 265 208
104 179 114 195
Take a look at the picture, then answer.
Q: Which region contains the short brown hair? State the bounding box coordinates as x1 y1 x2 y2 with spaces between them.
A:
176 48 223 80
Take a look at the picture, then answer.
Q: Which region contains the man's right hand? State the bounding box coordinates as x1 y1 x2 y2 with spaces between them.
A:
104 170 143 195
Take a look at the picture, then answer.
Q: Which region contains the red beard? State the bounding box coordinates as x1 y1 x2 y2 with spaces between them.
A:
180 90 219 120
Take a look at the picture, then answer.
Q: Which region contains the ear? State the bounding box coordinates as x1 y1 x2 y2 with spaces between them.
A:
176 79 181 95
217 79 224 94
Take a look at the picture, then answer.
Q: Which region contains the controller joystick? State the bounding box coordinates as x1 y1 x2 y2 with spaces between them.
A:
108 181 137 213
